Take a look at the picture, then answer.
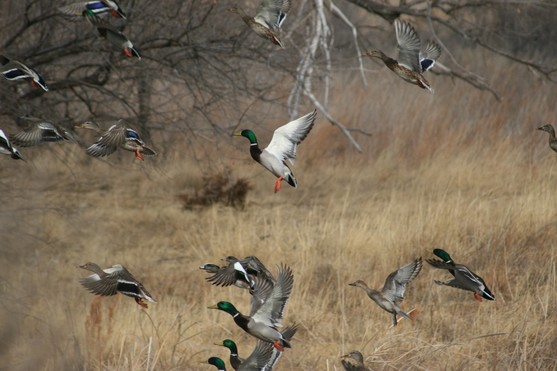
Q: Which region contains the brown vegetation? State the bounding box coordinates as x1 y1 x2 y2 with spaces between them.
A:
1 1 557 370
1 53 557 369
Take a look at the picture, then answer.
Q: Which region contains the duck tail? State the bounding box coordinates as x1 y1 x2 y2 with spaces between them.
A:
281 324 299 342
285 173 297 188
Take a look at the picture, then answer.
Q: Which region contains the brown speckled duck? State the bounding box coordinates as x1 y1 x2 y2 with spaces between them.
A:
365 19 441 92
229 0 291 48
349 257 422 326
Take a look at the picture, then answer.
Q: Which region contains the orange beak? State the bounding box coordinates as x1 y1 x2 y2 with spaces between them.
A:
124 48 133 58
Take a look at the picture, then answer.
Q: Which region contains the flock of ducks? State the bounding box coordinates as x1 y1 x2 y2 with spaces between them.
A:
2 1 553 370
77 248 494 370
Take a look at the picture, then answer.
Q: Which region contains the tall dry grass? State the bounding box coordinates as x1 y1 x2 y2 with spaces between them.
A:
1 51 557 370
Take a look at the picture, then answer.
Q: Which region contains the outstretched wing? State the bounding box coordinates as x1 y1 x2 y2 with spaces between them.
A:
381 257 422 304
86 124 126 157
394 19 421 72
264 110 316 165
251 264 294 328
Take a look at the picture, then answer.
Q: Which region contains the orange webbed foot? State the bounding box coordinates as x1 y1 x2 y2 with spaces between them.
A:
474 292 482 302
135 297 148 308
135 149 144 161
274 177 283 193
273 340 285 352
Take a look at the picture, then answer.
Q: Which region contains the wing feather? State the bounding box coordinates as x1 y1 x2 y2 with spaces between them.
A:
264 110 316 165
394 19 421 72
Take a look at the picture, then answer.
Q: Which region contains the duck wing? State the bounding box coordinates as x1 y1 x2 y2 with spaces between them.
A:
381 257 422 304
264 109 316 166
249 274 275 315
79 264 123 296
12 119 75 146
254 0 291 31
59 1 110 16
419 40 441 72
86 124 126 157
251 264 294 328
239 341 274 371
394 19 421 72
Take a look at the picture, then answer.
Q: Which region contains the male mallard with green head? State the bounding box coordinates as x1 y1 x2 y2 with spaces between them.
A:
426 248 494 302
233 110 316 193
202 356 227 370
349 257 422 326
209 264 297 351
365 19 441 92
214 339 275 370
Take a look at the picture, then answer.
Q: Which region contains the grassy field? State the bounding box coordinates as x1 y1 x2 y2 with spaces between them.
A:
1 53 557 370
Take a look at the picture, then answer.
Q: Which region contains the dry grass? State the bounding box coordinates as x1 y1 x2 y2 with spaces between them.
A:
2 53 557 370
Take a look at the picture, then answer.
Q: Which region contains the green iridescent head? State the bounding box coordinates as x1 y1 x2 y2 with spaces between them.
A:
233 129 257 144
204 357 226 370
219 339 238 353
208 301 239 316
433 248 452 263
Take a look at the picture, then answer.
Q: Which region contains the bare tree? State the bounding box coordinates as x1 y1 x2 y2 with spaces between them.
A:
0 0 556 152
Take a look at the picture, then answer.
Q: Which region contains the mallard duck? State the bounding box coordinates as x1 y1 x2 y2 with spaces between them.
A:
229 0 291 48
11 116 78 147
426 248 494 302
233 109 316 193
537 124 557 153
59 0 126 18
79 262 156 308
74 121 155 160
202 357 227 371
340 351 371 371
364 19 441 92
208 264 296 351
95 22 141 59
261 325 297 370
349 257 422 326
200 258 254 290
215 339 275 371
0 129 23 160
0 55 48 92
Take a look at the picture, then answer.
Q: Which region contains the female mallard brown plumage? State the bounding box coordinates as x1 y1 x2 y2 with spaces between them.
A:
349 258 422 326
365 19 441 92
340 351 371 371
74 121 155 160
59 0 126 19
229 0 291 48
